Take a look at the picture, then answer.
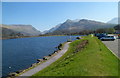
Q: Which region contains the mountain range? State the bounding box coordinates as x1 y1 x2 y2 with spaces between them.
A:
44 19 116 35
1 18 117 39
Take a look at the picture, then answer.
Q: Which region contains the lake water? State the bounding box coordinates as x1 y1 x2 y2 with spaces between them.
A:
2 35 80 76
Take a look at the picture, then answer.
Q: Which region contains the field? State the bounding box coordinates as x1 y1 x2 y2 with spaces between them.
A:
31 36 119 77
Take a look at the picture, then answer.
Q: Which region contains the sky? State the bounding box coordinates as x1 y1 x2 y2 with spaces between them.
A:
2 2 118 31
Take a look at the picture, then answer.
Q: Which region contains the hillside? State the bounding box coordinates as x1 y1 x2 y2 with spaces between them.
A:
0 27 23 38
2 24 41 36
1 24 41 39
45 19 116 35
107 17 118 24
43 24 62 34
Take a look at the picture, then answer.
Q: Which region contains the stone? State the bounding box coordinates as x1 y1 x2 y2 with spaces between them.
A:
48 54 52 56
8 72 17 77
37 59 43 62
43 56 50 60
31 63 36 67
16 70 23 74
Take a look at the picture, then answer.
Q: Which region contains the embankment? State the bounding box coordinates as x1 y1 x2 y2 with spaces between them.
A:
32 36 119 77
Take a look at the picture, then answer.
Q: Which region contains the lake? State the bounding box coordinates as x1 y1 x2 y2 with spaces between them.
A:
2 35 80 76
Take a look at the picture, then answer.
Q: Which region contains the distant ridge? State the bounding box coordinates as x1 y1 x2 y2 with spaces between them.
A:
1 24 41 38
107 17 118 24
43 19 116 35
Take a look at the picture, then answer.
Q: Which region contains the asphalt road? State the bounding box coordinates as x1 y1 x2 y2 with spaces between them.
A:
102 39 119 58
16 42 71 78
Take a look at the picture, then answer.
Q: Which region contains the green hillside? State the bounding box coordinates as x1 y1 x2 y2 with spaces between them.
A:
31 36 119 77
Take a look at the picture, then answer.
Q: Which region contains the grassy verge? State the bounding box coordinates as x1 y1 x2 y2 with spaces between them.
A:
31 36 119 76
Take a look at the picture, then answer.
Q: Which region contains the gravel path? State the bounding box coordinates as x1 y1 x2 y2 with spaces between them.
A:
16 42 71 78
102 39 119 58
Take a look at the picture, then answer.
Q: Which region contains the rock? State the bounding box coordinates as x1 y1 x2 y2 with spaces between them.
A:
77 37 83 39
76 37 81 39
43 57 47 60
48 54 52 56
59 43 62 47
58 43 62 50
58 48 62 50
37 61 40 63
54 50 58 53
16 70 23 74
43 56 49 60
8 72 17 77
37 59 43 62
31 63 36 67
54 52 58 54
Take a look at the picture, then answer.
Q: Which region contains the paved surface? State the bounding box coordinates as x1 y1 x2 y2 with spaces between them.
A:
16 42 71 78
102 39 119 58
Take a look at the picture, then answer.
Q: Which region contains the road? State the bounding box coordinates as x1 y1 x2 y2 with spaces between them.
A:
102 39 119 58
16 42 71 78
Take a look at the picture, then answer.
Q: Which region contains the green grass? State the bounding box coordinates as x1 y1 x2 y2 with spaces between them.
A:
31 36 119 76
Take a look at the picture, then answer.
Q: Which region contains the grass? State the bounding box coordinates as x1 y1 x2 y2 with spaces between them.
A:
31 36 119 77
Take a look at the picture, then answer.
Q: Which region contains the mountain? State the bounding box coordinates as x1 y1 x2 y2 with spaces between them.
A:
45 19 116 35
107 18 118 24
42 24 62 34
1 24 41 38
43 19 81 34
0 26 21 38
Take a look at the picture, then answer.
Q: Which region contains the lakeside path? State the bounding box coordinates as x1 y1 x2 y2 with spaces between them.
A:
16 42 71 78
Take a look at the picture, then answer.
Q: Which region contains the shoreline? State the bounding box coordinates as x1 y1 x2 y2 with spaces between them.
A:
4 36 78 78
1 34 82 40
6 41 71 78
1 35 68 40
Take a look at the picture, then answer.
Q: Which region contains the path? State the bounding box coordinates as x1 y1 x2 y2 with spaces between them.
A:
16 42 71 78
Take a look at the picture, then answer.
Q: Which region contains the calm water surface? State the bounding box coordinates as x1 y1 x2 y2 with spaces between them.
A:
2 36 80 76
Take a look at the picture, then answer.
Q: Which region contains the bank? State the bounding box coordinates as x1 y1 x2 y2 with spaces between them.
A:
1 35 67 40
6 41 71 78
31 35 119 77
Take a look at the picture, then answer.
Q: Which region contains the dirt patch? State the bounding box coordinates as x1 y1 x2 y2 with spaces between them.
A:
74 40 88 53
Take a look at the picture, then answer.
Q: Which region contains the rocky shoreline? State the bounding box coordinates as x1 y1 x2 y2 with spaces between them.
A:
5 43 64 78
